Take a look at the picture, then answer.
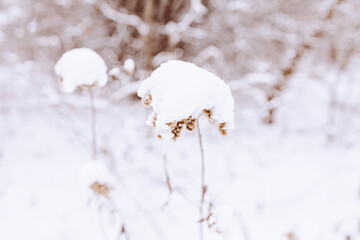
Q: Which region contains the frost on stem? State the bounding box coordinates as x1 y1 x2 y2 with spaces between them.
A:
137 60 235 139
54 48 108 93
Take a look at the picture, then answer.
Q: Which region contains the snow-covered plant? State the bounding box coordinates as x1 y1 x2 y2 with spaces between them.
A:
79 161 115 200
55 48 108 93
123 58 135 75
55 48 108 161
137 60 235 239
137 60 235 139
55 47 111 208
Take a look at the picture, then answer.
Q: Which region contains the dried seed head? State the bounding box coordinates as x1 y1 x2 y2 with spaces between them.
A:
185 117 196 131
204 109 212 119
80 83 96 89
159 112 229 139
142 93 152 106
203 109 228 135
218 123 227 136
169 120 185 139
163 117 200 140
203 109 216 125
55 48 108 93
153 114 157 127
137 60 235 139
90 181 111 199
286 232 296 240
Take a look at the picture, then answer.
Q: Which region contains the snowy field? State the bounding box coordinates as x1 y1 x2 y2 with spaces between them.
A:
1 62 359 240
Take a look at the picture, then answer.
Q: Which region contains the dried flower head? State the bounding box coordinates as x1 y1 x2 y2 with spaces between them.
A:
142 93 152 106
138 60 235 139
79 161 115 200
54 48 108 93
90 181 111 199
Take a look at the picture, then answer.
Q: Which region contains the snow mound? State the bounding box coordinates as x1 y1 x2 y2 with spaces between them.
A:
137 60 235 139
54 48 108 93
123 58 135 75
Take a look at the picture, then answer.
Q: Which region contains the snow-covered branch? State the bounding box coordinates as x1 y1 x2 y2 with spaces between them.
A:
160 0 207 39
98 2 148 36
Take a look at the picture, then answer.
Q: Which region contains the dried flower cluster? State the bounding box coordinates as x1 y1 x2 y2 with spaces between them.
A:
166 116 197 139
143 96 229 139
55 48 108 93
90 181 111 199
138 60 235 139
79 161 115 200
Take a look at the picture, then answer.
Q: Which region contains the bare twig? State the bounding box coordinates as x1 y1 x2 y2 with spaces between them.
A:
116 223 128 240
98 0 206 47
161 0 206 36
144 0 154 70
263 0 346 124
197 120 206 240
162 154 174 209
98 2 148 35
99 201 129 240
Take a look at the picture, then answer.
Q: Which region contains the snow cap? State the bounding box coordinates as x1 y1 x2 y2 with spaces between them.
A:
79 161 115 199
137 60 235 139
55 48 108 93
123 58 135 75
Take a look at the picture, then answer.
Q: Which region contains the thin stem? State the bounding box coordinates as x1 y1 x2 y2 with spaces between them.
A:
144 0 153 70
89 87 97 160
162 154 174 209
197 120 205 240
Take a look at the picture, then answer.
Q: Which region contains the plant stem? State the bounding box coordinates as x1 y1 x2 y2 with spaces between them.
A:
197 120 205 240
89 87 97 160
144 0 153 71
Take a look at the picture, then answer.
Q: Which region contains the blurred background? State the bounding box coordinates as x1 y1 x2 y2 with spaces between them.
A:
1 0 360 239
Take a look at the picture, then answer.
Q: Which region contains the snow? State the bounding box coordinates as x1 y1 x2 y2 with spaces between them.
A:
78 161 116 203
1 62 360 240
137 60 235 139
123 58 135 75
109 66 120 77
54 48 108 93
191 0 207 15
79 161 115 190
3 1 360 239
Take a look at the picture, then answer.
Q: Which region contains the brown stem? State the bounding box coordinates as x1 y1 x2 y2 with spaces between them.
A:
162 154 174 209
144 0 153 70
89 88 97 160
197 120 206 240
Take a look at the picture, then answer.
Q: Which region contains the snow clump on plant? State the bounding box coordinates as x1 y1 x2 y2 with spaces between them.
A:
137 60 235 139
79 161 115 199
55 48 108 93
123 58 135 75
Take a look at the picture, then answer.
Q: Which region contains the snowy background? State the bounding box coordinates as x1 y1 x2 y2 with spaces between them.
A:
1 0 360 239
